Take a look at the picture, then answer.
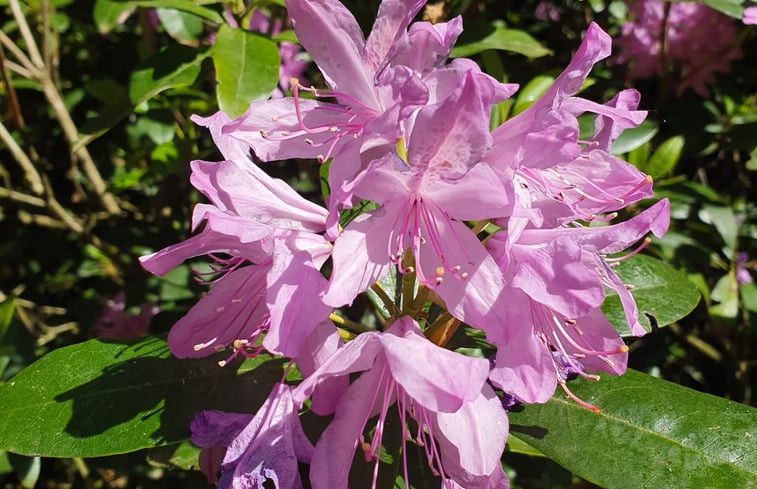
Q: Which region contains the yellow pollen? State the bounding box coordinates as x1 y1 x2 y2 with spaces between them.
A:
290 77 300 88
435 266 445 276
619 345 629 353
395 138 409 164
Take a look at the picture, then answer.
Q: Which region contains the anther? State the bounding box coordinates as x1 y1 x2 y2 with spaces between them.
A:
304 138 314 145
259 130 268 138
460 272 469 279
316 155 325 163
625 284 635 290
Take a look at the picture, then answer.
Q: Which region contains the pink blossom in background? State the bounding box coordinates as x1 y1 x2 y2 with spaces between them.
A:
534 1 560 21
91 292 156 339
615 0 741 96
744 6 757 25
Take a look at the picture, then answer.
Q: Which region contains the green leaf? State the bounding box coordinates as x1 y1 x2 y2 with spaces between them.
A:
710 273 739 319
508 369 757 489
451 26 551 59
698 205 738 252
78 44 208 149
129 0 223 24
156 7 204 44
601 254 700 336
129 44 209 106
212 25 280 118
643 135 684 179
697 0 744 18
511 75 555 116
610 120 659 155
147 441 201 471
92 0 136 34
0 336 284 457
0 298 14 341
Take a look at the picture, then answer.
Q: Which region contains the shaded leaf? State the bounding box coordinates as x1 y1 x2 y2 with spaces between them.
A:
78 45 208 148
643 135 684 179
601 254 700 336
0 336 284 457
128 0 223 24
212 26 280 117
0 298 14 341
508 369 757 489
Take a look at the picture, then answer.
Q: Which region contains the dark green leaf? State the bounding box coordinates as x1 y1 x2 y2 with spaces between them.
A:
0 336 283 457
601 254 700 336
212 25 280 117
610 120 659 155
0 298 14 341
78 45 208 148
129 44 209 106
451 26 551 59
508 369 757 489
129 0 223 24
147 441 201 471
643 135 684 179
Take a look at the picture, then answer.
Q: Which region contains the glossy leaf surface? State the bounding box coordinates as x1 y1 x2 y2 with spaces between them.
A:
602 254 700 336
508 369 757 489
212 25 280 117
0 336 283 457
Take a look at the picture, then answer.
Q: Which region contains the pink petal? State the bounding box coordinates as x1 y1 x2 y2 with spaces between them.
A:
263 247 332 357
190 160 327 233
433 384 509 487
364 0 426 73
223 97 357 162
322 207 395 307
380 318 490 412
285 0 377 107
511 237 605 319
167 265 269 358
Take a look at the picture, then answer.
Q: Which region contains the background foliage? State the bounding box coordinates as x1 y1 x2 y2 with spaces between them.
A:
0 0 755 488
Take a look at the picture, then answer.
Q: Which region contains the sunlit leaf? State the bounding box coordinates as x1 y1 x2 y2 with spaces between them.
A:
212 25 280 117
508 369 757 489
602 254 700 336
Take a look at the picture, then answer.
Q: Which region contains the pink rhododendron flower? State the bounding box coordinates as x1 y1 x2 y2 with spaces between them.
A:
140 111 332 359
745 6 757 25
192 384 313 489
615 0 741 96
293 317 509 489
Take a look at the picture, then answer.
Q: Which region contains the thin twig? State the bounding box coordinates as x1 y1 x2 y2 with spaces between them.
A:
41 176 85 233
8 0 45 68
3 58 33 78
0 187 46 207
0 119 44 194
4 1 121 215
0 30 37 74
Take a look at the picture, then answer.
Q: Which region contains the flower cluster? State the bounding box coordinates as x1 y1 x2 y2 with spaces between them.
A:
614 0 741 96
141 1 669 488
